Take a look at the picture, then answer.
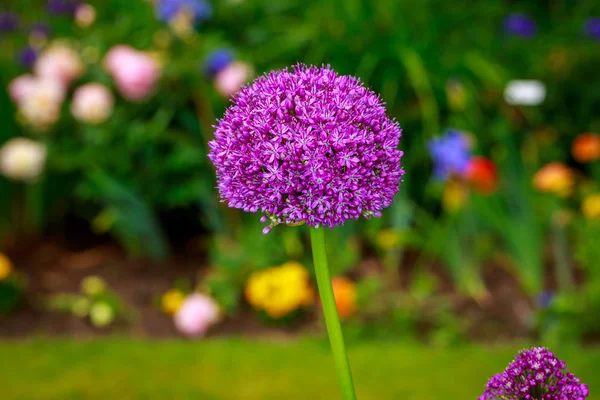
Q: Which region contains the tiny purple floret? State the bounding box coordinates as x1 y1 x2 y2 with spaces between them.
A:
208 64 404 232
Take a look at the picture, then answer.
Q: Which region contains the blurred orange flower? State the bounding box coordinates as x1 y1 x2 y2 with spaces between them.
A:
329 277 357 320
0 253 13 280
533 163 574 197
572 133 600 163
582 194 600 220
465 156 498 195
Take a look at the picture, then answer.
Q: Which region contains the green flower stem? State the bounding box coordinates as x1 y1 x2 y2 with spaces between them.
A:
310 227 357 400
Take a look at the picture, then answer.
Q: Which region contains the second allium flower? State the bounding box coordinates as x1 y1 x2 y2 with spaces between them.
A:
208 64 404 232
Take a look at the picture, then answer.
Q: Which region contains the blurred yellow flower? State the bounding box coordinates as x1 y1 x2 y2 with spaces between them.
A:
376 229 401 250
533 163 574 197
245 261 314 318
161 289 186 315
443 179 468 212
0 253 13 280
582 194 600 220
81 275 106 296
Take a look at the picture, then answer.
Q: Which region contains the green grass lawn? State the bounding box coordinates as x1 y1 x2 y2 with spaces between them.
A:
0 338 598 399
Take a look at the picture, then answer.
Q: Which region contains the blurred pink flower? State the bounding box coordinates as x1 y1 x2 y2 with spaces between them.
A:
34 44 83 87
71 83 114 125
104 45 160 102
19 78 66 130
174 294 220 337
75 4 96 28
9 74 37 104
214 61 253 98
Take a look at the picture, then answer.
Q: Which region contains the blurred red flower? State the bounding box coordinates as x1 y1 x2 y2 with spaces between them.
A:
465 156 498 195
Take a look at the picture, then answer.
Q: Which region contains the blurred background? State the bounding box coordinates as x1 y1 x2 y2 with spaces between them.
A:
1 0 600 399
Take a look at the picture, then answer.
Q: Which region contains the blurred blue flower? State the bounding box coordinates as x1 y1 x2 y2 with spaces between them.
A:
30 22 52 37
535 291 555 309
503 13 537 38
428 130 471 180
0 12 19 32
47 0 79 16
203 49 234 77
17 46 38 68
156 0 212 25
583 17 600 41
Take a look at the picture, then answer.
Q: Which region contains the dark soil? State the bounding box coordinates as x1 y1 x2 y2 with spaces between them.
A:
0 235 536 341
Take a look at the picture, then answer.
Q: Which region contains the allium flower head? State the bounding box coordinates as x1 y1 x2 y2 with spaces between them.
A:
208 64 404 232
428 129 471 181
480 347 589 400
503 13 538 38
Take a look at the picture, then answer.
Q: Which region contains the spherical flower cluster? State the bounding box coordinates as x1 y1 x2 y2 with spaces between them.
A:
480 347 589 400
71 83 114 125
0 253 14 281
209 64 404 231
0 138 47 182
156 0 212 24
174 293 221 337
245 261 314 319
503 13 538 38
428 129 471 181
104 45 160 102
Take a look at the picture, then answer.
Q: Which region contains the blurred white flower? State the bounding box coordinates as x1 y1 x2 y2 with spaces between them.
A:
75 4 96 28
8 74 37 104
19 78 65 130
71 83 114 125
214 61 253 98
0 138 47 182
504 80 546 106
35 44 84 87
174 294 221 337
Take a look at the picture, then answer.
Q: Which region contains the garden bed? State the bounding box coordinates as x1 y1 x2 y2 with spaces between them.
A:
1 233 535 341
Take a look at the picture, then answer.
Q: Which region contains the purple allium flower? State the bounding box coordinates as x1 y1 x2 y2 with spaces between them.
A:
47 0 80 16
480 347 589 400
17 47 38 68
156 0 212 24
0 12 19 32
503 13 538 38
30 22 52 37
208 64 404 232
203 49 234 77
583 18 600 41
428 129 470 180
